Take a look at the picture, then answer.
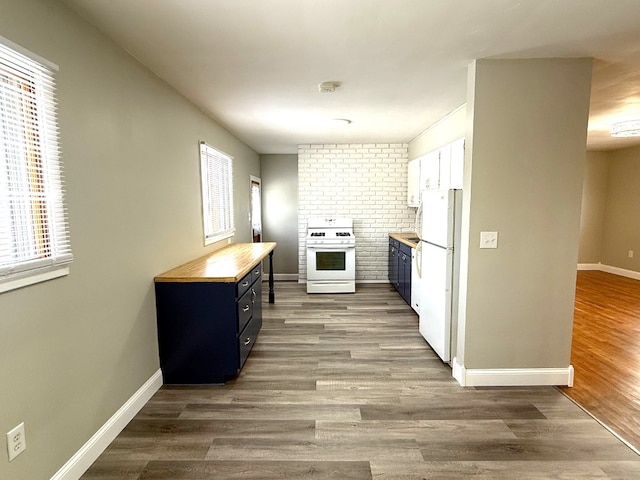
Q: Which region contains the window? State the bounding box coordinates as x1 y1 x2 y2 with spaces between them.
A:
0 37 72 293
199 142 234 245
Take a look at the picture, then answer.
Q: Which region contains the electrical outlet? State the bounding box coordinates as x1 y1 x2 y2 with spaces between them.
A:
6 422 26 461
629 250 634 258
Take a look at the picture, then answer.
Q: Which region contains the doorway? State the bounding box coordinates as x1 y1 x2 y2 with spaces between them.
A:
250 176 262 243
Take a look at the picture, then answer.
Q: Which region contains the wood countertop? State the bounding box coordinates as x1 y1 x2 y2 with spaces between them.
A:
389 232 419 248
154 242 276 283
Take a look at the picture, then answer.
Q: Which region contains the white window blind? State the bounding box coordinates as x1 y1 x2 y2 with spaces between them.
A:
0 37 72 290
199 142 234 244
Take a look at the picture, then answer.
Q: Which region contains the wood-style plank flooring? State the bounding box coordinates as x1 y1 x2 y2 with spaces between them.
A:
82 282 639 479
560 270 640 452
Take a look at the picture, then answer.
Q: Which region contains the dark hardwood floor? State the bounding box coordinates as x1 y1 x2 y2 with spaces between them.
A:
82 282 639 479
560 270 640 453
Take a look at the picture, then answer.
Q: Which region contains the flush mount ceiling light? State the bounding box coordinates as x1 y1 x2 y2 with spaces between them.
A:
610 118 640 137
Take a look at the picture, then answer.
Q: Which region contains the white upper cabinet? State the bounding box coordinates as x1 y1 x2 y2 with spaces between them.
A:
449 137 465 189
411 137 465 194
407 158 421 207
420 150 440 191
438 144 451 190
407 137 465 204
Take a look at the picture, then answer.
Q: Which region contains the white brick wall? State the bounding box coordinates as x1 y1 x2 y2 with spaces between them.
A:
298 143 415 282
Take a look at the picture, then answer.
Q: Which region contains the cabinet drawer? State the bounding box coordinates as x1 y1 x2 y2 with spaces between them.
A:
237 287 253 333
252 264 262 282
237 270 252 298
238 314 261 368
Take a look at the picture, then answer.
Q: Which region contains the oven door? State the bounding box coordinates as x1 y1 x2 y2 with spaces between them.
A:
306 245 355 281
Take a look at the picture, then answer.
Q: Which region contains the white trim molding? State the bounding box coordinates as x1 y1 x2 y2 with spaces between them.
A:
599 264 640 281
577 263 601 271
272 273 299 281
452 357 574 387
50 369 162 480
0 266 69 294
578 262 640 281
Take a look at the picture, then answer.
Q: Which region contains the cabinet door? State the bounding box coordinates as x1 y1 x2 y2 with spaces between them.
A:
405 248 412 303
420 150 440 190
438 144 451 190
237 287 253 333
450 137 465 189
251 276 263 327
388 239 399 287
407 158 421 207
400 245 412 303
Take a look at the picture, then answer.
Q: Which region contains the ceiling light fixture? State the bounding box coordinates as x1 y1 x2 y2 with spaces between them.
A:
610 118 640 137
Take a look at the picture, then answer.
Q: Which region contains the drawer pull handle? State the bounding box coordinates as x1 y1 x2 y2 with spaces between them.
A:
254 269 260 275
241 281 249 287
243 337 251 345
242 305 250 312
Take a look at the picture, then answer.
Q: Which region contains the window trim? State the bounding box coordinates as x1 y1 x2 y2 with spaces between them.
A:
0 36 72 293
199 142 235 245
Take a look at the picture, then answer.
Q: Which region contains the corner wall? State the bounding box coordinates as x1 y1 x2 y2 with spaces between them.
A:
601 145 640 272
457 58 592 375
578 151 610 264
260 154 299 276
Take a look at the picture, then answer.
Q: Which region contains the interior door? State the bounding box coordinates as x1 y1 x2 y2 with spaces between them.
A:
250 176 262 243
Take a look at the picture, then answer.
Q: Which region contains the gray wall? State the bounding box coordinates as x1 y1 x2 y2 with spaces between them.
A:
601 145 640 271
260 154 299 276
0 1 259 479
457 58 592 369
578 151 609 264
578 146 640 272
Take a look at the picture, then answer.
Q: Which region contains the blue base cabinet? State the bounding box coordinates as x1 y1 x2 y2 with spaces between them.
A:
389 236 412 305
154 264 262 384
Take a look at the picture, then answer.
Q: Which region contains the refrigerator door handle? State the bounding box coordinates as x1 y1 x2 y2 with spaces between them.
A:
416 241 422 278
415 199 423 238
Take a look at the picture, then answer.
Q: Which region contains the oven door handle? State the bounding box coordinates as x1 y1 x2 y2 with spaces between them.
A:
307 244 355 250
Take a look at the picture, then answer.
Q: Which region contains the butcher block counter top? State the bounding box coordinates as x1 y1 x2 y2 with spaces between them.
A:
389 232 419 248
155 242 277 283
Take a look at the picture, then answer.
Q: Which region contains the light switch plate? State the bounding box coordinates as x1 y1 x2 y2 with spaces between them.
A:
480 231 498 249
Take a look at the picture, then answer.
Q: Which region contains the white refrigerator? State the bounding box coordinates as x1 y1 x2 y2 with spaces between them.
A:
416 188 462 362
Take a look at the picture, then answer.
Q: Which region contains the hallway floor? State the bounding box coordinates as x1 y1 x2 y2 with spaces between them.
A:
82 282 639 479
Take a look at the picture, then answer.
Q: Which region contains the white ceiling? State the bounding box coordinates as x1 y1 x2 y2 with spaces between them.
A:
60 0 640 154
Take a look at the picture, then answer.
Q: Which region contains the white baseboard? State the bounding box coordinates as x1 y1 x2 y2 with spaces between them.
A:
296 278 388 284
599 264 640 281
50 369 162 480
271 273 299 281
577 262 640 280
452 357 574 387
577 263 601 271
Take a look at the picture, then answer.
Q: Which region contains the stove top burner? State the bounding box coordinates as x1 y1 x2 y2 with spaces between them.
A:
306 217 355 246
